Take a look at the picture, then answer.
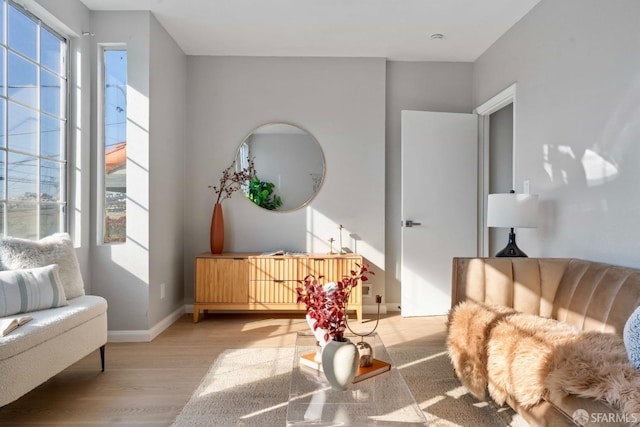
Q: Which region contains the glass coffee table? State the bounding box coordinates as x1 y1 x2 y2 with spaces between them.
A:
286 332 428 426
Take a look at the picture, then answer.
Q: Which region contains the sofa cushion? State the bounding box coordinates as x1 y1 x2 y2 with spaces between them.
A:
0 233 85 299
0 264 68 317
623 305 640 369
0 295 107 361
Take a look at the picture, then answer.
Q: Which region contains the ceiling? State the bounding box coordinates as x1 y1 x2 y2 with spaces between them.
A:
78 0 541 61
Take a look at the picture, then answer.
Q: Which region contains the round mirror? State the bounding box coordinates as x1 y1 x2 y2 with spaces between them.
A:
236 123 325 212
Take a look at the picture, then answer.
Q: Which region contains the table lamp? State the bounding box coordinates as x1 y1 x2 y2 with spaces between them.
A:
487 190 539 257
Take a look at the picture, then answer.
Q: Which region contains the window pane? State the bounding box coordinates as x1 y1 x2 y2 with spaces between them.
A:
40 204 60 237
104 49 127 244
104 208 125 243
0 151 4 199
41 69 64 117
0 1 5 45
8 5 36 61
2 3 67 240
0 99 5 148
41 114 63 159
8 52 37 108
40 28 63 74
7 152 36 200
8 101 37 153
7 202 36 239
105 50 127 149
0 203 4 238
0 46 5 96
40 159 60 201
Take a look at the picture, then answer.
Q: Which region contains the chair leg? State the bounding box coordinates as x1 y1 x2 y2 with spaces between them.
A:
100 345 105 372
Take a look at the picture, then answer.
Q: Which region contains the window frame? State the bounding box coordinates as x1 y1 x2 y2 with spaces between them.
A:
98 45 127 245
1 0 69 239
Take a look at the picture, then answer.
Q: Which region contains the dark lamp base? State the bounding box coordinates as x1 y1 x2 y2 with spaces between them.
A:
495 229 528 257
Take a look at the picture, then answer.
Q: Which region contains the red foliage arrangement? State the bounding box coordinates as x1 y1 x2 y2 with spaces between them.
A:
296 263 373 342
209 159 256 204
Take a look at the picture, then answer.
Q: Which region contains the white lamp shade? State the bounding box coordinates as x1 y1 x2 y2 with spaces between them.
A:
487 193 539 228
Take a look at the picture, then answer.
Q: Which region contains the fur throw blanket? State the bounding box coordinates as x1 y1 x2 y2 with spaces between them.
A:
447 301 640 419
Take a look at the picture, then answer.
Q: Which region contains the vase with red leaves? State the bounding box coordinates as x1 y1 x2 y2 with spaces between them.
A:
296 263 373 390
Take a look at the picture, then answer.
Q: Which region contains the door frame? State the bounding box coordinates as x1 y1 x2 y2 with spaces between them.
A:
473 83 517 257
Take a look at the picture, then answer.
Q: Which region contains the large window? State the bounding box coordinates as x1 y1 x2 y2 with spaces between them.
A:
0 1 68 239
103 49 126 243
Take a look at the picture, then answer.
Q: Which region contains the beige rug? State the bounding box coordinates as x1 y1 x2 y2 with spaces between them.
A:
172 346 528 426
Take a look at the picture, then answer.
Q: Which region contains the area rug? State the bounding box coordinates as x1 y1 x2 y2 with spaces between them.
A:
172 346 528 426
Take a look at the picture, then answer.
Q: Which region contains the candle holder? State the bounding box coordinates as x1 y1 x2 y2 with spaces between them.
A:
338 224 345 254
328 237 335 254
345 294 383 367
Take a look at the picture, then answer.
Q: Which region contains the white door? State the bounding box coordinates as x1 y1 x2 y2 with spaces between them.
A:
401 110 478 316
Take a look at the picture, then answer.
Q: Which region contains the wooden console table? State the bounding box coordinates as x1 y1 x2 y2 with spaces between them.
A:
193 252 363 323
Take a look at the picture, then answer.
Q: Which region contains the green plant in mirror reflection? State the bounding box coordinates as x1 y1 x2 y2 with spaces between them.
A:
247 176 283 210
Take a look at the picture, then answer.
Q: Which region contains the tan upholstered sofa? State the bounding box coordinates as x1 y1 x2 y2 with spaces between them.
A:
450 257 640 427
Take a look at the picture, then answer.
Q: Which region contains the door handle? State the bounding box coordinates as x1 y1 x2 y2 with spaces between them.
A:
404 220 422 227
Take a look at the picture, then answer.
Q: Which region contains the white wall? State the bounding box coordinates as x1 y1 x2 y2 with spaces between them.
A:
148 16 187 326
90 12 151 331
88 12 187 334
184 57 386 305
474 0 640 267
385 61 473 307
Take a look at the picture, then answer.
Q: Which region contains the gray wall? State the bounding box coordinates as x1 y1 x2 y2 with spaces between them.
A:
385 61 473 306
474 0 640 267
184 56 386 305
90 11 151 332
148 16 187 327
30 4 187 334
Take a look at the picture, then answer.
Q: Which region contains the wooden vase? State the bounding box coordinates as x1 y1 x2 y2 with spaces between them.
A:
210 203 224 254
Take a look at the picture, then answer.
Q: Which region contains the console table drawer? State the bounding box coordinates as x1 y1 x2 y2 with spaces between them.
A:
299 256 362 282
250 280 300 304
195 257 249 303
250 257 298 281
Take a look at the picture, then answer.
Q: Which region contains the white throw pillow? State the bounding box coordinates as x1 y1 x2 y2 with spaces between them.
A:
0 233 85 299
623 305 640 370
0 264 68 317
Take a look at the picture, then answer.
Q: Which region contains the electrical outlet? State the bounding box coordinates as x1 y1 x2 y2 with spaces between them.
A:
523 180 530 194
160 283 166 299
362 285 371 297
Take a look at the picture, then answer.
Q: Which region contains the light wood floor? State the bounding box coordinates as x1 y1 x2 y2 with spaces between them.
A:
0 312 448 426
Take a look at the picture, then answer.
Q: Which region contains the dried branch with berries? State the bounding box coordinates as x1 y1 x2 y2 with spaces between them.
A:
209 158 256 204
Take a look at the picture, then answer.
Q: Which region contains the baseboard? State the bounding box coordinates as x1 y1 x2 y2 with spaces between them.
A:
363 303 388 314
107 305 185 343
386 302 401 312
184 304 388 315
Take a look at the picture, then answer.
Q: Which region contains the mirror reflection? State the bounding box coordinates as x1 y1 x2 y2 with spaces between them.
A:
236 123 325 212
